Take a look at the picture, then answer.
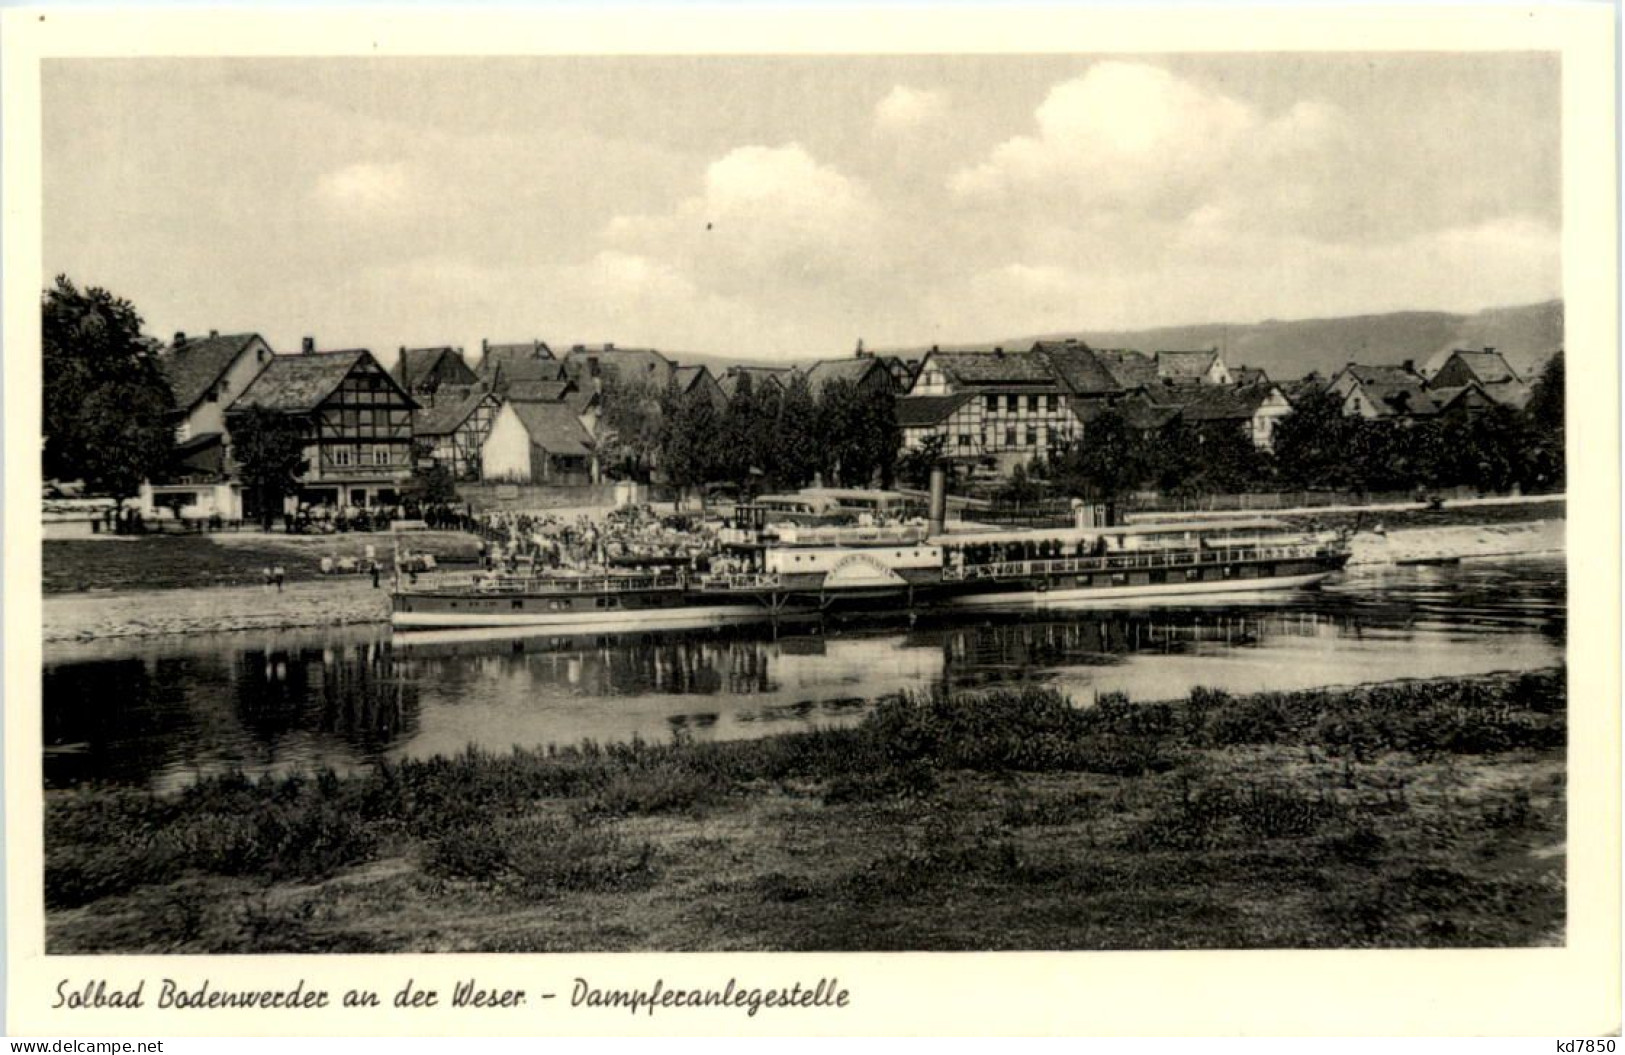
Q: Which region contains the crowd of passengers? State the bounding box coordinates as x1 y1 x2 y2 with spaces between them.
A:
473 505 730 577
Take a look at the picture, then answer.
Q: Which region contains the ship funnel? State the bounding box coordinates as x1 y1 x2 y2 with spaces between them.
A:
927 467 947 536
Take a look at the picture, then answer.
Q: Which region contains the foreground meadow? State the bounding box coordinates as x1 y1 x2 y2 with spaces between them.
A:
46 669 1565 952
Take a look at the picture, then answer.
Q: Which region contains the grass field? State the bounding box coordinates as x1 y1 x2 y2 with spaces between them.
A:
43 532 482 594
45 668 1565 953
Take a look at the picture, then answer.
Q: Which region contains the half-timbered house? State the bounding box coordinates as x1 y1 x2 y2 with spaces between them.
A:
413 384 501 482
228 341 419 510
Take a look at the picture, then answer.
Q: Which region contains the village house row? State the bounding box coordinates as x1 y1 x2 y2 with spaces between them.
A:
143 328 1537 521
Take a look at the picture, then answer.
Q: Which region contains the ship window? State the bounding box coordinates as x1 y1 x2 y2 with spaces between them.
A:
512 600 524 609
1185 569 1202 581
1111 573 1128 586
1150 570 1167 584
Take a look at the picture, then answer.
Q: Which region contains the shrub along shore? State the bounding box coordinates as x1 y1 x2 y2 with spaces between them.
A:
46 668 1565 953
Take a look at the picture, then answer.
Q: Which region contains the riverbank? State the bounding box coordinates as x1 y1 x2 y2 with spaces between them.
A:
38 510 1560 640
45 668 1565 953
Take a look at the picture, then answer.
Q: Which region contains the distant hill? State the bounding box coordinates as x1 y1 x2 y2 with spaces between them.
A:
877 300 1564 384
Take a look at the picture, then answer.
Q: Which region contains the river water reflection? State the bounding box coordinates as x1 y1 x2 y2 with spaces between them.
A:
44 558 1565 791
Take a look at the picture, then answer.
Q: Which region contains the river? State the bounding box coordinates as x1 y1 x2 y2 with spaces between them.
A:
43 557 1565 792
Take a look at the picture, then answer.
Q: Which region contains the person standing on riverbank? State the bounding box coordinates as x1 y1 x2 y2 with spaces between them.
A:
272 565 285 593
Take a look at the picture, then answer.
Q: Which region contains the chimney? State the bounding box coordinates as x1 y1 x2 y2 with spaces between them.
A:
605 342 616 352
993 346 1005 358
301 337 316 355
930 344 940 353
209 329 219 338
572 344 585 353
1402 359 1415 374
173 331 187 348
481 338 489 354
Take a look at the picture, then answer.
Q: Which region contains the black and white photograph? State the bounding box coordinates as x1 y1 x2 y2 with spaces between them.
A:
6 4 1617 1039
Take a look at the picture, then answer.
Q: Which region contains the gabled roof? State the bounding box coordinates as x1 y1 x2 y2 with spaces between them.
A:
1347 377 1438 418
504 379 574 403
394 346 475 392
160 333 266 411
1155 349 1220 382
1164 383 1281 422
1092 349 1160 391
1439 349 1522 385
413 386 498 436
803 356 891 396
1070 391 1180 432
230 350 406 414
1230 366 1270 386
507 401 593 457
1342 363 1425 386
1033 342 1119 396
926 348 1056 387
673 364 720 395
718 366 793 398
1283 374 1330 405
560 345 674 387
896 393 973 427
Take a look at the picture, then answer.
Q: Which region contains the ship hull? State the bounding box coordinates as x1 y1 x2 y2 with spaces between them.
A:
942 568 1340 611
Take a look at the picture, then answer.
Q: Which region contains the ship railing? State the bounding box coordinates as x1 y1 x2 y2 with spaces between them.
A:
463 571 686 594
942 543 1335 582
697 573 783 592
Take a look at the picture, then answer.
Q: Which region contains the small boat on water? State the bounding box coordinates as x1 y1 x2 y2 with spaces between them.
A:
391 509 1350 631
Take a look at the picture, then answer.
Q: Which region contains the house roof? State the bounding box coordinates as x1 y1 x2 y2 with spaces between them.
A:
394 346 473 391
413 386 496 436
230 350 391 414
560 346 674 387
1034 342 1120 396
1283 374 1330 405
1349 377 1439 418
1163 384 1279 422
718 366 792 397
503 379 574 403
1441 349 1522 385
803 357 889 396
1092 349 1161 391
927 348 1057 387
1342 363 1425 386
1230 366 1270 386
1070 392 1180 432
1155 349 1220 382
160 333 264 411
508 401 593 458
673 364 718 393
896 393 974 427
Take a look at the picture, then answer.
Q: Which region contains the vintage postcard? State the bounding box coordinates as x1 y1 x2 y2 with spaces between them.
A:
4 3 1618 1038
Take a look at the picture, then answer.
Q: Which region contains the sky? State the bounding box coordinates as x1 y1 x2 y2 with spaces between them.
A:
42 53 1561 365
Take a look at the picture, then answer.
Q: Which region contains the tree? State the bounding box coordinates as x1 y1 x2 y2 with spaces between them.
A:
716 373 759 493
770 373 822 489
41 275 174 500
897 434 950 490
596 371 663 481
1050 407 1148 503
1271 389 1357 490
657 381 721 508
1524 351 1565 491
230 407 310 530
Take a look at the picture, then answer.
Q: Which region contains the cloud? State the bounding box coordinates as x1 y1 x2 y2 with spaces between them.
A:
313 161 413 214
874 85 948 131
949 62 1260 205
606 143 887 299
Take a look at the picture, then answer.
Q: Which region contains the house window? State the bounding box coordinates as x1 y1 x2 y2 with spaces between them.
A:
1005 394 1018 412
985 394 998 412
1004 427 1016 448
205 386 219 403
373 446 391 466
958 434 972 447
333 447 353 467
1029 427 1041 448
1027 394 1038 412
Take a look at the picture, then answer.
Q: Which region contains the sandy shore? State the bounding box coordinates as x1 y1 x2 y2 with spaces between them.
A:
42 518 1564 643
1347 518 1564 566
